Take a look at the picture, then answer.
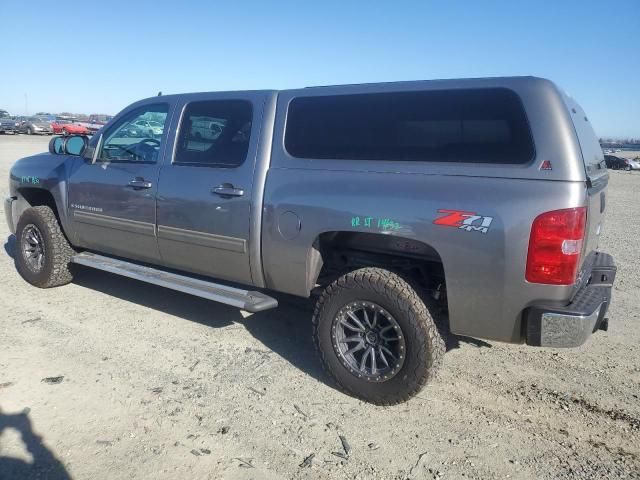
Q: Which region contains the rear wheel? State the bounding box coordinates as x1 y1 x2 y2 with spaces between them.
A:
313 267 444 405
15 206 75 288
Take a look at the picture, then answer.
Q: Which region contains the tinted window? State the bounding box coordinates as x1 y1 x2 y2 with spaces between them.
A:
566 104 606 179
174 100 252 167
285 88 534 164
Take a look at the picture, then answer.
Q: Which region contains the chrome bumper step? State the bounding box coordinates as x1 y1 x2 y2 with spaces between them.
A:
71 252 278 312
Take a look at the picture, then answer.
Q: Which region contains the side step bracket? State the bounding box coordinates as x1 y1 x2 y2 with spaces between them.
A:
71 252 278 313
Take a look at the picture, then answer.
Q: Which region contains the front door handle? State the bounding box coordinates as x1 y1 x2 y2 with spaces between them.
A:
127 177 152 190
212 184 244 197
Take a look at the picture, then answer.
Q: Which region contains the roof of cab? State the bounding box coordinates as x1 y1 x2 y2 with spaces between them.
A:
137 76 555 100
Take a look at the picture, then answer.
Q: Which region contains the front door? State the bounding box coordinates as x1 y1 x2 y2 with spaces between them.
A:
67 103 171 264
156 96 262 285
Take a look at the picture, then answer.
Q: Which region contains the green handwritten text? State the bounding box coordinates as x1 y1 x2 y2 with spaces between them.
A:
20 176 40 185
351 216 402 232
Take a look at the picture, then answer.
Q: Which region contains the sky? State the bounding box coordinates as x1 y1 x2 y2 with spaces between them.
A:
1 0 638 138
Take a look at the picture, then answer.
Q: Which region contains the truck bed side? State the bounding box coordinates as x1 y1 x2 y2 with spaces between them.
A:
260 77 591 343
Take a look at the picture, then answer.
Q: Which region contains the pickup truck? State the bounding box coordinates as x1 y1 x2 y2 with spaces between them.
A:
5 77 616 404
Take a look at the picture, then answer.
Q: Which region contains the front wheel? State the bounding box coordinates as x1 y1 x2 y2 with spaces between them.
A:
313 268 444 405
15 206 75 288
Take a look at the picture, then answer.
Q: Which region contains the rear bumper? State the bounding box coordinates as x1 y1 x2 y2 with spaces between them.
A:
525 252 616 347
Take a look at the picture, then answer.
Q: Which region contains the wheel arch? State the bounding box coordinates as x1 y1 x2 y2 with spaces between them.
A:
307 230 447 303
14 187 71 240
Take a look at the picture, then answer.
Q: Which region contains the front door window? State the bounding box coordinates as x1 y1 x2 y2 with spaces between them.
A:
98 104 169 163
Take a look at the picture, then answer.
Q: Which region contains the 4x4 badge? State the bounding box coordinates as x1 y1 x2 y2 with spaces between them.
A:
433 209 494 234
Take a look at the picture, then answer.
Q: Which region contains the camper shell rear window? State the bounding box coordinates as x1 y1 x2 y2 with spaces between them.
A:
285 88 534 164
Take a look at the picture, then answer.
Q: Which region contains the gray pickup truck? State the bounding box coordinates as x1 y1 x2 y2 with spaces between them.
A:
5 77 616 404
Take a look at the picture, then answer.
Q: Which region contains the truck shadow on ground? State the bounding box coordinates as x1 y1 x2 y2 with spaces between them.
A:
4 235 491 392
0 408 71 480
71 266 328 384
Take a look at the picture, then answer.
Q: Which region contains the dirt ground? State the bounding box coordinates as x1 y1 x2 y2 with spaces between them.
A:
0 134 638 480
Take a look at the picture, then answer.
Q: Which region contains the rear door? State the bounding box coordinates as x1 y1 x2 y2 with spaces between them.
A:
67 102 173 264
155 93 265 285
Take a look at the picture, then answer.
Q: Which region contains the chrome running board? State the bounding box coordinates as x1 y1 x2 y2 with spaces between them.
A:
71 252 278 312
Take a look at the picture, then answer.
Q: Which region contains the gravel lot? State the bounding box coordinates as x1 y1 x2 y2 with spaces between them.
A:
0 134 638 480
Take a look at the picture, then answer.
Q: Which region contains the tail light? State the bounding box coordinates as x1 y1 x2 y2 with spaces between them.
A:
526 207 587 285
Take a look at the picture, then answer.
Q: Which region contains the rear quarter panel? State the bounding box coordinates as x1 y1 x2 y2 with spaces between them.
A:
262 170 586 342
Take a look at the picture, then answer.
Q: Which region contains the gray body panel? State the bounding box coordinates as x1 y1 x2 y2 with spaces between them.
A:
6 76 607 344
65 96 181 264
261 170 587 342
154 90 276 286
8 153 75 237
67 160 163 263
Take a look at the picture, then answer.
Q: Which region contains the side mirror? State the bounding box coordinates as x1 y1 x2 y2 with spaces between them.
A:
65 135 89 156
48 135 88 156
49 136 65 154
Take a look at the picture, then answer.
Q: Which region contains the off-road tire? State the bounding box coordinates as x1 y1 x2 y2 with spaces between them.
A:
15 206 75 288
313 267 445 405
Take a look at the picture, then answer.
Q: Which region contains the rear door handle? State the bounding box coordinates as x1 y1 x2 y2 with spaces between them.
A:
127 178 152 190
212 184 244 197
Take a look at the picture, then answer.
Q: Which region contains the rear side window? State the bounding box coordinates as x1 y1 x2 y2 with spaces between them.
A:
285 88 534 164
174 100 253 167
566 104 606 179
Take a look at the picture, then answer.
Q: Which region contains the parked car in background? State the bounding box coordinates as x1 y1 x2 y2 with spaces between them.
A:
191 117 225 140
604 155 629 170
79 114 114 134
118 123 141 137
626 158 640 170
605 155 640 171
0 111 18 134
131 119 164 138
35 113 56 122
51 119 90 136
16 117 53 135
88 114 113 125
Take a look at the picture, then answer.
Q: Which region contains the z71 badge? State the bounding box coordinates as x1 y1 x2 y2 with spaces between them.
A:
433 209 494 234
